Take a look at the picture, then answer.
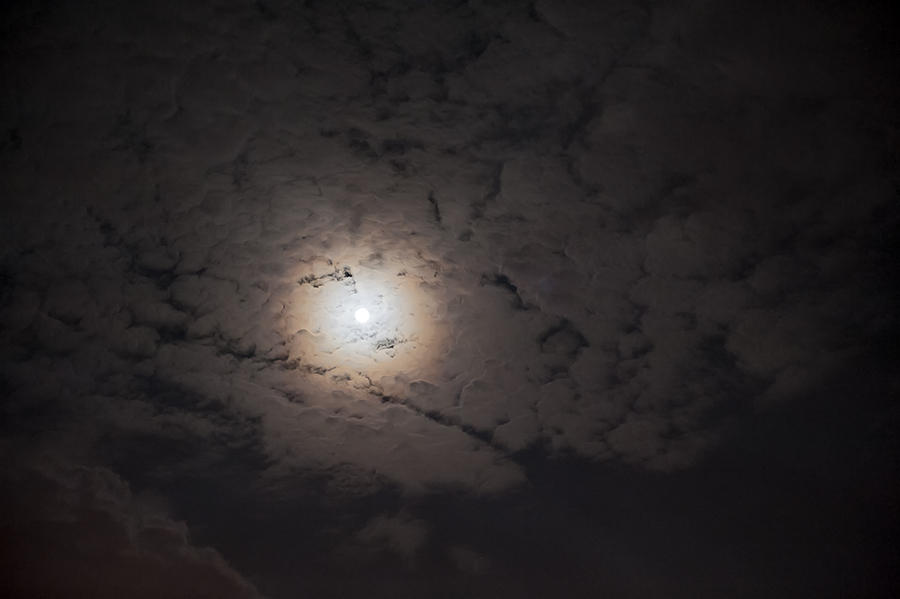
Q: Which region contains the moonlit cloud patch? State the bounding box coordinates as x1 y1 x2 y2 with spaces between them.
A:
1 0 897 596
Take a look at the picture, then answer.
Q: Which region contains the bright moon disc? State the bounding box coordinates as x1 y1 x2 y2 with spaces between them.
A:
354 308 370 324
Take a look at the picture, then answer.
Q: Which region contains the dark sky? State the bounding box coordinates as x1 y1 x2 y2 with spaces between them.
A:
1 0 898 597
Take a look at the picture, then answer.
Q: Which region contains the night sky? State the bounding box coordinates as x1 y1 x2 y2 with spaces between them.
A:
1 0 898 597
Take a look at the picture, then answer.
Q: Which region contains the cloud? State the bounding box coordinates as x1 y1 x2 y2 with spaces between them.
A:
0 453 262 599
355 512 429 566
447 545 491 575
0 1 896 597
1 0 895 550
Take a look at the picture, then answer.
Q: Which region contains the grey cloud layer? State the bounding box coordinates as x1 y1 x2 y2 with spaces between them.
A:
1 0 895 577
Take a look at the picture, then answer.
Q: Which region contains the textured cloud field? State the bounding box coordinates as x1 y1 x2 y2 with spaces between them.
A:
1 0 897 596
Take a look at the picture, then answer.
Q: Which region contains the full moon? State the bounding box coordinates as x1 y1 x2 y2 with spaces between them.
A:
354 308 370 324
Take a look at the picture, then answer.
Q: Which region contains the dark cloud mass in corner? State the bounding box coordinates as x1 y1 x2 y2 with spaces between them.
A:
1 0 898 596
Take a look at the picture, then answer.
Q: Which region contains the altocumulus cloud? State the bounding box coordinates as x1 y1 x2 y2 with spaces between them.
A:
1 0 897 596
1 0 894 504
